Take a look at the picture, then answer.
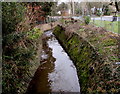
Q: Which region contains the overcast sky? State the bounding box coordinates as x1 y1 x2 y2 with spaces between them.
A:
57 0 81 5
58 0 81 3
58 0 112 3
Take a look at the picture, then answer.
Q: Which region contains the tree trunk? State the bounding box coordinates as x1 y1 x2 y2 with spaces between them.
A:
115 2 119 12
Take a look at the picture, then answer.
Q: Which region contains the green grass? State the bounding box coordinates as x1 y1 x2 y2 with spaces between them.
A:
117 14 120 17
90 20 118 33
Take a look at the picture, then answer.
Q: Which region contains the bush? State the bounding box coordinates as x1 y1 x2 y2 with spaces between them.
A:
96 10 102 16
2 3 32 93
84 16 91 25
2 2 52 93
103 6 111 15
2 2 25 36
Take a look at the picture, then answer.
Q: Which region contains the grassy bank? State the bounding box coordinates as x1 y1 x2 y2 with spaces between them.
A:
53 24 120 93
90 20 118 33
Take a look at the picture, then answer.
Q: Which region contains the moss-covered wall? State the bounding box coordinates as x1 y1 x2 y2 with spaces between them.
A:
53 25 109 93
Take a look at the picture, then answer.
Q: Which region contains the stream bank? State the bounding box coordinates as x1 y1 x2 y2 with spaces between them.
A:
53 24 120 93
26 30 80 93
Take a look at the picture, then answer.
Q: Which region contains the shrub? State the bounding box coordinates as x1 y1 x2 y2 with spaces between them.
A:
2 2 53 93
2 2 25 36
84 16 91 25
96 10 102 16
103 6 111 15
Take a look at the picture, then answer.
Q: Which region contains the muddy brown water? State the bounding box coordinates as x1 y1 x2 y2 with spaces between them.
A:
26 30 80 93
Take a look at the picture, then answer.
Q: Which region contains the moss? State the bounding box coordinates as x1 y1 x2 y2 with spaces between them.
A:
53 25 99 93
102 39 117 46
53 25 119 93
89 37 100 42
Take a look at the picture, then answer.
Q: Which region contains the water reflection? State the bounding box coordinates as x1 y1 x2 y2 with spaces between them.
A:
26 30 80 93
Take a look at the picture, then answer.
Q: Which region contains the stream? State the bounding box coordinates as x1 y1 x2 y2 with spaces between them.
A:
26 30 80 93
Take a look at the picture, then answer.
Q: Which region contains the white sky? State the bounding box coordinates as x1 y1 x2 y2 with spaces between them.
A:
58 0 114 3
58 0 81 3
57 0 81 5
